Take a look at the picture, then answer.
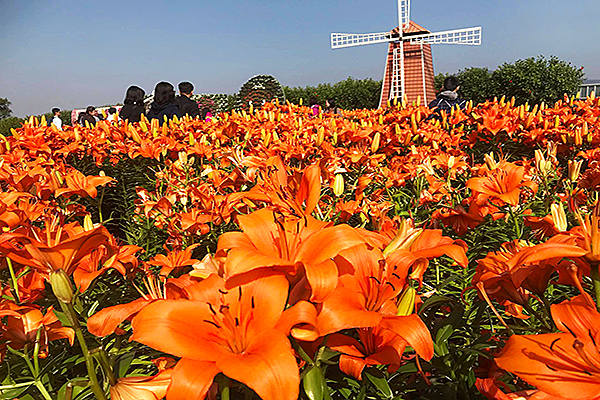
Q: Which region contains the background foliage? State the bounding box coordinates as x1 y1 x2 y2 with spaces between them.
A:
435 55 585 105
283 77 382 110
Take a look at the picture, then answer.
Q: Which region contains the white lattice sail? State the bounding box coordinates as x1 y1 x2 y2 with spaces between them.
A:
407 27 482 45
399 0 410 29
331 32 394 49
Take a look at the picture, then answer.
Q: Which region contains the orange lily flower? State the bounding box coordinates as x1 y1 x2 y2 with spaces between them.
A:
110 368 173 400
148 244 199 276
0 222 112 277
73 241 141 292
316 245 433 361
216 208 366 302
476 378 565 400
87 272 187 337
362 219 469 286
467 162 537 207
130 273 300 400
495 295 600 400
327 327 409 380
1 268 46 303
0 303 74 356
432 203 484 236
473 240 559 303
54 169 114 198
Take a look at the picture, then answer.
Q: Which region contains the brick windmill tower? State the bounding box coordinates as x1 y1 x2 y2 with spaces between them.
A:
331 0 481 107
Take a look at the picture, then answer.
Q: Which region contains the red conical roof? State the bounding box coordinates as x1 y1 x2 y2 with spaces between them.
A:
389 20 429 35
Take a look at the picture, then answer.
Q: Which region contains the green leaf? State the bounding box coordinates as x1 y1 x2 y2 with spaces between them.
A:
303 366 326 400
57 379 88 400
364 368 392 399
116 351 136 378
434 324 454 357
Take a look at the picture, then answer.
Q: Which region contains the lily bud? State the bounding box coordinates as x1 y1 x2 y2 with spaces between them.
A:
50 269 74 303
410 114 418 135
397 286 416 316
550 203 567 232
568 160 583 182
534 150 551 175
83 215 94 231
333 174 344 197
484 152 498 170
383 219 422 257
371 132 381 153
316 127 325 146
139 119 148 133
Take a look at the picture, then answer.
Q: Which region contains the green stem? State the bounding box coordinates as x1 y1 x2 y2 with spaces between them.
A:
7 257 21 304
97 186 106 223
59 301 107 400
34 380 54 400
0 381 36 390
33 327 42 376
523 302 553 332
507 206 522 239
92 347 117 386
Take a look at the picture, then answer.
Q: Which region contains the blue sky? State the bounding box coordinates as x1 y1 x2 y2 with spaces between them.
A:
1 0 598 116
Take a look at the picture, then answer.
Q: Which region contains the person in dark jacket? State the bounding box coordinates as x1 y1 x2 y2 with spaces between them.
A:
78 106 97 127
119 85 146 123
146 82 180 124
428 76 467 115
174 81 200 118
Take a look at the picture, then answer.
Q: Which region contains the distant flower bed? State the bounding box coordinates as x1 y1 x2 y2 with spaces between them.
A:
1 94 600 400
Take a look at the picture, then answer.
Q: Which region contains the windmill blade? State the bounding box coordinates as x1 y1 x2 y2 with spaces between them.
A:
331 32 394 49
407 26 482 45
398 0 410 30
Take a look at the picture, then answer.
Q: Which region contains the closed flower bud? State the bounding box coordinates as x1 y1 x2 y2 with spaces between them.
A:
568 160 582 182
371 132 381 153
550 203 567 232
397 286 416 316
333 174 344 197
484 152 498 170
50 269 74 303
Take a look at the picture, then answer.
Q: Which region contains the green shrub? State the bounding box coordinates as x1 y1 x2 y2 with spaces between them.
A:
284 77 382 110
492 56 584 105
0 116 24 135
436 56 585 106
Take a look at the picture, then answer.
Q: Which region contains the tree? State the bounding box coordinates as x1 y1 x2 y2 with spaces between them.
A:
492 56 585 105
0 98 12 120
435 56 585 106
283 77 382 110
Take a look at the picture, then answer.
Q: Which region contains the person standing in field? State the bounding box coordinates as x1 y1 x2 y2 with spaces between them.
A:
50 107 62 130
107 107 118 122
146 82 181 124
309 97 321 117
324 98 342 116
174 81 200 118
428 76 467 113
78 106 98 127
119 85 146 123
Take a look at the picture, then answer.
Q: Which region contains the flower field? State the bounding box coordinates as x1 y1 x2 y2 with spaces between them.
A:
1 94 600 400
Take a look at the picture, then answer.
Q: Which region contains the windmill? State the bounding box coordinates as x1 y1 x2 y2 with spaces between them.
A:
331 0 481 107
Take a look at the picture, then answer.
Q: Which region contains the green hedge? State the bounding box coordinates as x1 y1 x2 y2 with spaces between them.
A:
435 56 585 105
283 77 382 110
